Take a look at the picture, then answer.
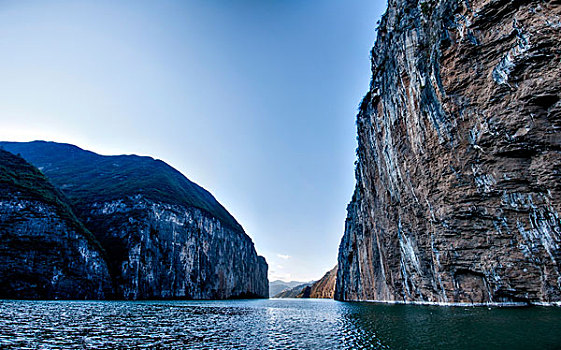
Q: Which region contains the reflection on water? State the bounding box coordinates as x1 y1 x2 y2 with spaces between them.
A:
0 298 560 349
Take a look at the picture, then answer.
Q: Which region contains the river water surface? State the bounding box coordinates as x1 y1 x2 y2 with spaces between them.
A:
1 298 560 349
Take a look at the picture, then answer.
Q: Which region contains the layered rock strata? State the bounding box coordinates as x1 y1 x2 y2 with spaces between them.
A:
336 0 561 304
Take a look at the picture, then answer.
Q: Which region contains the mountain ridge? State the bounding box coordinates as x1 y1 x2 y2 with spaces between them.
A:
0 141 268 300
0 140 244 233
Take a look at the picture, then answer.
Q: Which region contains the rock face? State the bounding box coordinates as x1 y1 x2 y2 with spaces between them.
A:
0 150 112 299
1 141 268 299
336 0 561 304
296 286 312 298
309 265 337 299
84 197 268 299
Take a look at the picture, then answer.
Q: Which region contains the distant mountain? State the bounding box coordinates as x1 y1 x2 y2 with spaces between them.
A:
269 280 311 297
273 282 314 298
0 149 112 299
272 266 337 299
0 141 268 300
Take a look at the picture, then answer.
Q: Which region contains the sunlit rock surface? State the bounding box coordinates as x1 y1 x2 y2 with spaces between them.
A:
0 150 112 299
336 0 561 304
309 265 337 299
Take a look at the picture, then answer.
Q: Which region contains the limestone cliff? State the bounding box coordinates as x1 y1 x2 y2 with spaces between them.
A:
336 0 561 304
1 141 268 299
83 196 268 299
309 265 337 299
0 150 112 299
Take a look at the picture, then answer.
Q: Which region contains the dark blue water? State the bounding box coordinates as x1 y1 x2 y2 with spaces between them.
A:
0 298 560 349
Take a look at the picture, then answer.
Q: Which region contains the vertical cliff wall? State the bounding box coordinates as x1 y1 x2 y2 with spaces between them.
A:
0 150 112 299
336 0 561 304
1 141 268 300
83 196 268 299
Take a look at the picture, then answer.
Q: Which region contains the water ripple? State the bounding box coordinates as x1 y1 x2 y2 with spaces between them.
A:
0 299 560 349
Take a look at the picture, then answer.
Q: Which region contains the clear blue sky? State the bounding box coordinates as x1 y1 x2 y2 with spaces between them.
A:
0 0 386 282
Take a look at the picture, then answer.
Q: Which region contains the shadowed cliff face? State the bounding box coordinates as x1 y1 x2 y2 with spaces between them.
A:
83 196 268 299
336 0 561 304
0 150 112 299
1 142 268 300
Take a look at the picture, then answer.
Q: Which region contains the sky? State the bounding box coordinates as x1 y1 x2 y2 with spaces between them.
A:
0 0 387 282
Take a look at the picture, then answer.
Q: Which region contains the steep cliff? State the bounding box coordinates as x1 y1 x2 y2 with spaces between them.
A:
1 141 268 299
0 150 112 299
309 265 337 299
84 196 268 299
336 0 561 304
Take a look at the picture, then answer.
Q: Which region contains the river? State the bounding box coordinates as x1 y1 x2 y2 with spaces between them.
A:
1 298 560 349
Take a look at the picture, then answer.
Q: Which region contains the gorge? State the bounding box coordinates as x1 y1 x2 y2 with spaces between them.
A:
2 0 561 308
3 0 561 348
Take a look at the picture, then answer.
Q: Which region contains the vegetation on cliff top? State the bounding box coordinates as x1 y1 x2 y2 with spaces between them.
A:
0 149 104 253
0 141 243 232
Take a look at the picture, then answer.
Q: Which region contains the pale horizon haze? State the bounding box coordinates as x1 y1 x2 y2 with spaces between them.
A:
0 0 387 282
